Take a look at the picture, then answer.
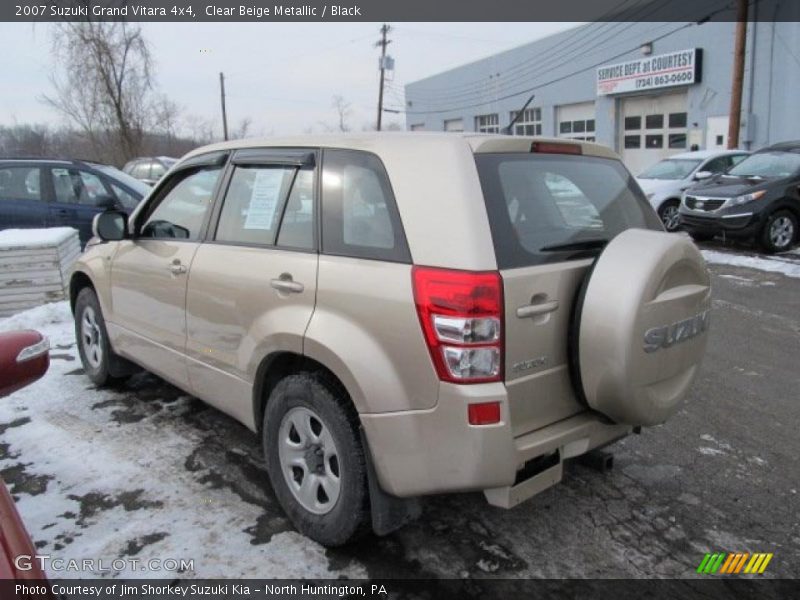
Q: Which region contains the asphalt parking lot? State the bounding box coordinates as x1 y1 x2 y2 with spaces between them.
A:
0 245 798 580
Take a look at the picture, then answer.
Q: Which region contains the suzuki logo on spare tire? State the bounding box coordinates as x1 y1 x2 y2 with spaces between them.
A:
643 310 710 353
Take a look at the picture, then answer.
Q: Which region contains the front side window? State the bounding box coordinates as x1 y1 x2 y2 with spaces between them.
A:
321 149 410 262
140 167 222 240
0 166 41 201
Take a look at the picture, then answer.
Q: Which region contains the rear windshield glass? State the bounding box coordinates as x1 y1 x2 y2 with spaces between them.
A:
475 153 661 269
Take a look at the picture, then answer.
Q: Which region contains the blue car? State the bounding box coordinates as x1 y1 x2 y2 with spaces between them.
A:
0 158 150 245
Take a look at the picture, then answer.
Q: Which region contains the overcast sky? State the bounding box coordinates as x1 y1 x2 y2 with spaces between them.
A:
1 22 579 136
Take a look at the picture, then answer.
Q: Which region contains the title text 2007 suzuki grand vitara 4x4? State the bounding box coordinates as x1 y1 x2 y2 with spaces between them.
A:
71 134 710 546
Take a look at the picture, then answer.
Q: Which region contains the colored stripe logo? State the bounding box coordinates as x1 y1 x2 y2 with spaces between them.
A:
697 552 773 574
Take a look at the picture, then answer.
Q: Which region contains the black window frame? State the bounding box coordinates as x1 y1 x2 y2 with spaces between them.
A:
320 148 411 264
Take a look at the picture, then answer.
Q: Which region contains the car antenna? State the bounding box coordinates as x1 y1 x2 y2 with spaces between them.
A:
504 94 535 135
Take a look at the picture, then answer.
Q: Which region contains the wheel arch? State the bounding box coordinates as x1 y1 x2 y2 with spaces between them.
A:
69 270 96 314
252 351 357 435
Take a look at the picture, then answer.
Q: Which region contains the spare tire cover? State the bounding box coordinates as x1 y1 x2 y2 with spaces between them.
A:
575 229 711 426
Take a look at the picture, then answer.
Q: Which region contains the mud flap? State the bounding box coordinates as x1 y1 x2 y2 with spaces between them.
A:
359 428 421 536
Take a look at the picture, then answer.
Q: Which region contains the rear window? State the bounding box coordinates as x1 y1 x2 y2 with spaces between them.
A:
475 153 661 269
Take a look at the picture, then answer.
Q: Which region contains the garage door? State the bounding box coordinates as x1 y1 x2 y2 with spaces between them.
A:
620 92 688 176
556 101 596 142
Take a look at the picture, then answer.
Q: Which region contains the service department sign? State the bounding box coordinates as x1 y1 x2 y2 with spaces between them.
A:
597 48 702 96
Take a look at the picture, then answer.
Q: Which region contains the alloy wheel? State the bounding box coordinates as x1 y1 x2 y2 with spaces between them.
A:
278 406 341 515
770 216 794 249
81 306 103 369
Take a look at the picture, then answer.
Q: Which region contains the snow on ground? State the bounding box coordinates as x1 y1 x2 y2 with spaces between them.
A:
702 249 800 279
0 301 365 579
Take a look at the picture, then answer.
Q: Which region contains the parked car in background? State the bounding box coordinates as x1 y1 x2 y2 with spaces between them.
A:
636 150 750 232
122 156 178 186
0 158 150 246
0 329 50 583
680 141 800 252
71 134 710 546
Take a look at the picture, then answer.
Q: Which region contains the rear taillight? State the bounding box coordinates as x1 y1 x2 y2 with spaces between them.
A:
412 266 503 384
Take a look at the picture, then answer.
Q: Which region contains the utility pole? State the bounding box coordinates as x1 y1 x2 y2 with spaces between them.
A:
219 72 229 141
727 0 748 149
375 24 392 131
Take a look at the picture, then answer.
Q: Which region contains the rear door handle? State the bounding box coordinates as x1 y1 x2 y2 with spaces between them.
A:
270 275 304 294
168 260 187 275
517 300 559 318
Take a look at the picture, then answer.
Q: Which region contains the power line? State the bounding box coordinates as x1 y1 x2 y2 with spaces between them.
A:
399 22 695 115
399 0 733 108
396 0 638 101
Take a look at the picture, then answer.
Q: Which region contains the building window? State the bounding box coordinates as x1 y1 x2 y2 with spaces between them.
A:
510 108 542 136
475 114 500 133
624 136 641 149
559 119 595 141
645 114 664 129
443 118 464 132
410 123 425 131
668 133 687 149
645 134 664 148
624 116 641 130
668 112 687 128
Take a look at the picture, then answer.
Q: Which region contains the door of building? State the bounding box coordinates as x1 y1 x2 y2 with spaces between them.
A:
620 92 688 175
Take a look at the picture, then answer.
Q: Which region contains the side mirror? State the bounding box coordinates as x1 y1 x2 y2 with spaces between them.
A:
94 194 118 210
92 210 128 241
0 330 49 398
694 171 713 181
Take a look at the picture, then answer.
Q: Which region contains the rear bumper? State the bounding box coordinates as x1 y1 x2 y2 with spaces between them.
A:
360 383 630 505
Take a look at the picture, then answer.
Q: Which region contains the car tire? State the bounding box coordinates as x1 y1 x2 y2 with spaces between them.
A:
688 231 716 243
74 287 135 386
760 209 798 253
263 372 370 547
657 199 681 232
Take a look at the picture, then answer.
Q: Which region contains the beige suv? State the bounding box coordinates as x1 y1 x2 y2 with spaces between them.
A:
70 134 710 546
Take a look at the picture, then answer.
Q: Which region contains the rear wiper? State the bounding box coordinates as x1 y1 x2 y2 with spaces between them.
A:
539 239 608 252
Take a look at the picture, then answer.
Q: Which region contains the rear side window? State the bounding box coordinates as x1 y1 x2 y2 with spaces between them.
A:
215 165 297 246
321 149 410 263
475 153 661 269
0 166 41 201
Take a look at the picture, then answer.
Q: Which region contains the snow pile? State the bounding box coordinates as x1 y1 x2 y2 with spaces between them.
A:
702 250 800 279
0 227 78 249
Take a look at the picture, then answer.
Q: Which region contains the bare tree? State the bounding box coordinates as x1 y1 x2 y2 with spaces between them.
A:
331 95 352 132
230 117 253 140
42 20 159 164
